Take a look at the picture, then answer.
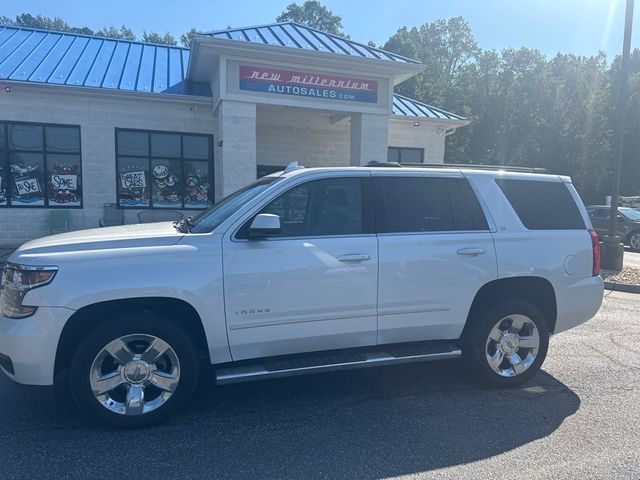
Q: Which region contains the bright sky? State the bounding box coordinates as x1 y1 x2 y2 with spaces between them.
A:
2 0 638 58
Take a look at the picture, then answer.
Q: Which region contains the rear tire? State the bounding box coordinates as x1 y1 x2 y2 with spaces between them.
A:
629 231 640 252
69 311 200 428
464 300 549 388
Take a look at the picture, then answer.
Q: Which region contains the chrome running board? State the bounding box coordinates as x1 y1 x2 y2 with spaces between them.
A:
215 342 461 385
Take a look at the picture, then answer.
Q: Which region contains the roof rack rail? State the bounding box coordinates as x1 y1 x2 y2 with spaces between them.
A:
364 161 550 174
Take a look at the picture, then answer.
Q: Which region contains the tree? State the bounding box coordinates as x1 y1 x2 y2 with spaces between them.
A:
142 31 177 46
1 13 93 35
95 25 136 41
180 28 198 47
0 13 193 46
276 1 345 36
384 17 479 109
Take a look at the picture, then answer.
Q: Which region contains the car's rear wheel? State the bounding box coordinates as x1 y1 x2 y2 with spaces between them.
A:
464 300 549 387
69 312 200 428
629 231 640 252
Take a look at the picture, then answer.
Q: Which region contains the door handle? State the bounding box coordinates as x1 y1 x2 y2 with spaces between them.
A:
337 254 372 263
457 248 486 256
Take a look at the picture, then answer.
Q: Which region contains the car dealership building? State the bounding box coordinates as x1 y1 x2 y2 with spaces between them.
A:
0 22 468 246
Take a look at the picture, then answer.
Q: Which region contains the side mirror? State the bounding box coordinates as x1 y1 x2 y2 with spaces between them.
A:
249 213 281 238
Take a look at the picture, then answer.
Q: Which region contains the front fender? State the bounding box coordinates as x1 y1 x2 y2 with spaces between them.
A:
19 241 231 364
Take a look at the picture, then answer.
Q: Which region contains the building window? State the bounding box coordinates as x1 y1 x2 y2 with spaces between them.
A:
387 147 424 164
257 165 283 178
116 129 213 209
0 122 82 208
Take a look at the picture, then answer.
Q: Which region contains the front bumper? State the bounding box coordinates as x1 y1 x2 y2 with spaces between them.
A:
0 306 74 385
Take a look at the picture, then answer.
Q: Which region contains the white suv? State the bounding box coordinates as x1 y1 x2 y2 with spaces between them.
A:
0 163 604 427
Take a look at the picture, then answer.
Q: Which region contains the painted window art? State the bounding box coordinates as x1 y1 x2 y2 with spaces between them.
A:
116 130 212 209
0 122 82 208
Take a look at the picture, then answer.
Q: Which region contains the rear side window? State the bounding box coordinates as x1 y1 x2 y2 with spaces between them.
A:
496 179 585 230
374 176 488 233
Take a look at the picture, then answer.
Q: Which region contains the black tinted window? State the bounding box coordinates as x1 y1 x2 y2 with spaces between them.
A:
375 177 452 232
496 179 585 230
374 177 488 233
260 177 363 237
448 178 489 231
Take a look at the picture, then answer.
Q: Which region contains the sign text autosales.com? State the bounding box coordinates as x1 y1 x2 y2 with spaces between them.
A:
267 83 356 100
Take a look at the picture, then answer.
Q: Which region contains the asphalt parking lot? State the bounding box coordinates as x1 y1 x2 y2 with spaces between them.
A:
0 291 638 479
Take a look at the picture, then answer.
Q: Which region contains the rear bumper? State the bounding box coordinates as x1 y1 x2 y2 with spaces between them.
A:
554 275 604 334
0 306 74 386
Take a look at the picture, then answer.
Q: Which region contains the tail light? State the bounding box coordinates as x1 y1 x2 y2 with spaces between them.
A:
590 230 600 276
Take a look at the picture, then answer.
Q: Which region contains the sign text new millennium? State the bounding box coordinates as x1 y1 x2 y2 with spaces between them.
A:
239 65 378 103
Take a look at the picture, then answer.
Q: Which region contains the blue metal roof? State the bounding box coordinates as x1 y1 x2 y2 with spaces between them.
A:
203 22 420 64
392 94 467 121
0 25 464 121
0 25 210 95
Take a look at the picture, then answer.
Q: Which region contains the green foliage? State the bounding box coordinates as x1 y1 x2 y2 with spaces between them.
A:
0 13 189 46
1 13 93 34
276 1 345 36
142 31 177 45
95 26 136 41
180 28 199 47
384 17 639 203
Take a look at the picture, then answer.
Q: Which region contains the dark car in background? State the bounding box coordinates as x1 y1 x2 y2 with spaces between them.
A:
587 205 640 251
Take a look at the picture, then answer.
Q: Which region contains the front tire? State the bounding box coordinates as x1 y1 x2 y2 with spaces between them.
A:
69 311 200 428
464 300 550 387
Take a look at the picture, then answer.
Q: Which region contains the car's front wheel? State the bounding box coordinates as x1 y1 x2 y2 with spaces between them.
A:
629 231 640 252
69 311 200 428
464 300 550 387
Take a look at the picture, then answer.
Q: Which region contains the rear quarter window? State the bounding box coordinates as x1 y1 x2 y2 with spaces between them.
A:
495 179 585 230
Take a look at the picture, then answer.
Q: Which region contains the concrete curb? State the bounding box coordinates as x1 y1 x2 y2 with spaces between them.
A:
604 281 640 294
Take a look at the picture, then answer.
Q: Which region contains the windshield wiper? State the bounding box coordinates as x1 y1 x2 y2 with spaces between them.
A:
173 217 194 234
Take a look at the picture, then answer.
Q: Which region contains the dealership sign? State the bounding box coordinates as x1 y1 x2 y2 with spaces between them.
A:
239 65 378 103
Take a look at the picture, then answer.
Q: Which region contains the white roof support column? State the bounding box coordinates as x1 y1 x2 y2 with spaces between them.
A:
350 112 389 166
215 100 257 201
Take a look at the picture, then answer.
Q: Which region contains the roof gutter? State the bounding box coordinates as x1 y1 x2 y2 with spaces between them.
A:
0 79 214 106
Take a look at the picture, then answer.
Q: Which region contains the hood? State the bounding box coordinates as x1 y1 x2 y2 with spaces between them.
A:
11 222 183 261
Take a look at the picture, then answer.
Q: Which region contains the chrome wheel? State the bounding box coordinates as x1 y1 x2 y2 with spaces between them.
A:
485 314 540 378
630 233 640 251
89 334 180 416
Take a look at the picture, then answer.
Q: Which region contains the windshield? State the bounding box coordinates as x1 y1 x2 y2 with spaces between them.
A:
621 208 640 221
190 176 282 233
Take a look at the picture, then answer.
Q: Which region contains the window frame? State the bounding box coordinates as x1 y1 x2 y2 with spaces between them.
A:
115 128 214 210
0 121 82 209
388 146 424 164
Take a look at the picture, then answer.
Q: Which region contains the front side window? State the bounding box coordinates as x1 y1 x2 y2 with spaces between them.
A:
0 122 82 207
256 177 365 238
116 129 213 209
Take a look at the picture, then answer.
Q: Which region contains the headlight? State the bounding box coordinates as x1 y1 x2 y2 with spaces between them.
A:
0 263 58 318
